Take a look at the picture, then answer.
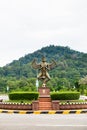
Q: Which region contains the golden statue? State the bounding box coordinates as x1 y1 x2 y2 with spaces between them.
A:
32 56 57 86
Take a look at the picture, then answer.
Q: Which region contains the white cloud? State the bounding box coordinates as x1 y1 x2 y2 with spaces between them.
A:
0 0 87 66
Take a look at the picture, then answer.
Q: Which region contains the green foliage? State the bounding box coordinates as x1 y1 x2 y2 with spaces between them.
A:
74 81 80 92
79 76 87 85
86 92 87 96
0 45 87 92
9 92 39 100
50 91 80 100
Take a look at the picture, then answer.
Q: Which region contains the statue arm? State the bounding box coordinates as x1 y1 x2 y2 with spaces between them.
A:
32 59 41 69
48 59 57 69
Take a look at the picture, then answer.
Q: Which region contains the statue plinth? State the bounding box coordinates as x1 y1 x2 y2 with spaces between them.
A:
38 87 50 97
38 86 52 110
32 86 60 110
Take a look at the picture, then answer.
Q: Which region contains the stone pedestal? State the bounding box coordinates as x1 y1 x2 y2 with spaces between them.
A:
32 86 60 110
38 87 52 110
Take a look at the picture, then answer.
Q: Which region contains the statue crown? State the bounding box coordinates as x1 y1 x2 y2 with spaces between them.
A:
42 57 46 62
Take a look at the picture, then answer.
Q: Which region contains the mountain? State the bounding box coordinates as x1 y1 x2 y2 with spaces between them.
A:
0 45 87 78
0 45 87 92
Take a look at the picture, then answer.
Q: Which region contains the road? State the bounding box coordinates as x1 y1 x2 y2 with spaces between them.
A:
0 113 87 130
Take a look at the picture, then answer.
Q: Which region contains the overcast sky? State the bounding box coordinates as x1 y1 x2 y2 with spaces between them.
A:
0 0 87 67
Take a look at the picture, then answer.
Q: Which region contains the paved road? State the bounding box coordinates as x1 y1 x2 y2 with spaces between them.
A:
0 113 87 130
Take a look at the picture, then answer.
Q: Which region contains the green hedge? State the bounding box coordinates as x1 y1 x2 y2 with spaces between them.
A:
50 91 80 100
9 91 80 101
9 92 39 100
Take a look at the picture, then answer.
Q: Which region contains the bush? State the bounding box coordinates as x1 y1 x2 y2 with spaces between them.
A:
50 91 80 100
9 92 39 100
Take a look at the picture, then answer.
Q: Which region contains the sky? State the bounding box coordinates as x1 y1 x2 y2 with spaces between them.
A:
0 0 87 67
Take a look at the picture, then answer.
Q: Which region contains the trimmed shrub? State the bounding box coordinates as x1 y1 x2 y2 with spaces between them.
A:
9 92 39 100
50 91 80 100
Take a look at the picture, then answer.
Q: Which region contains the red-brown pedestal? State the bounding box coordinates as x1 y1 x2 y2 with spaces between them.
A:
38 87 52 110
32 86 60 110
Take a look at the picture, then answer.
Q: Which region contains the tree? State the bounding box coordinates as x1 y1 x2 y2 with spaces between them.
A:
79 76 87 85
79 76 87 94
74 81 80 92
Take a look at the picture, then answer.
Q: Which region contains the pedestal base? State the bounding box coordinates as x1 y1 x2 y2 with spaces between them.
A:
32 87 60 110
39 97 52 110
38 87 52 110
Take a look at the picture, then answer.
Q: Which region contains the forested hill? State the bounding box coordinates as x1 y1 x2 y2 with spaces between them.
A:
0 45 87 80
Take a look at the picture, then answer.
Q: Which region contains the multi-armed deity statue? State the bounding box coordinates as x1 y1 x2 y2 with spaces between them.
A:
32 56 57 87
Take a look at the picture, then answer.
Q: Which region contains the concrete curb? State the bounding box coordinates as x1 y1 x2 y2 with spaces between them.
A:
0 109 87 114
